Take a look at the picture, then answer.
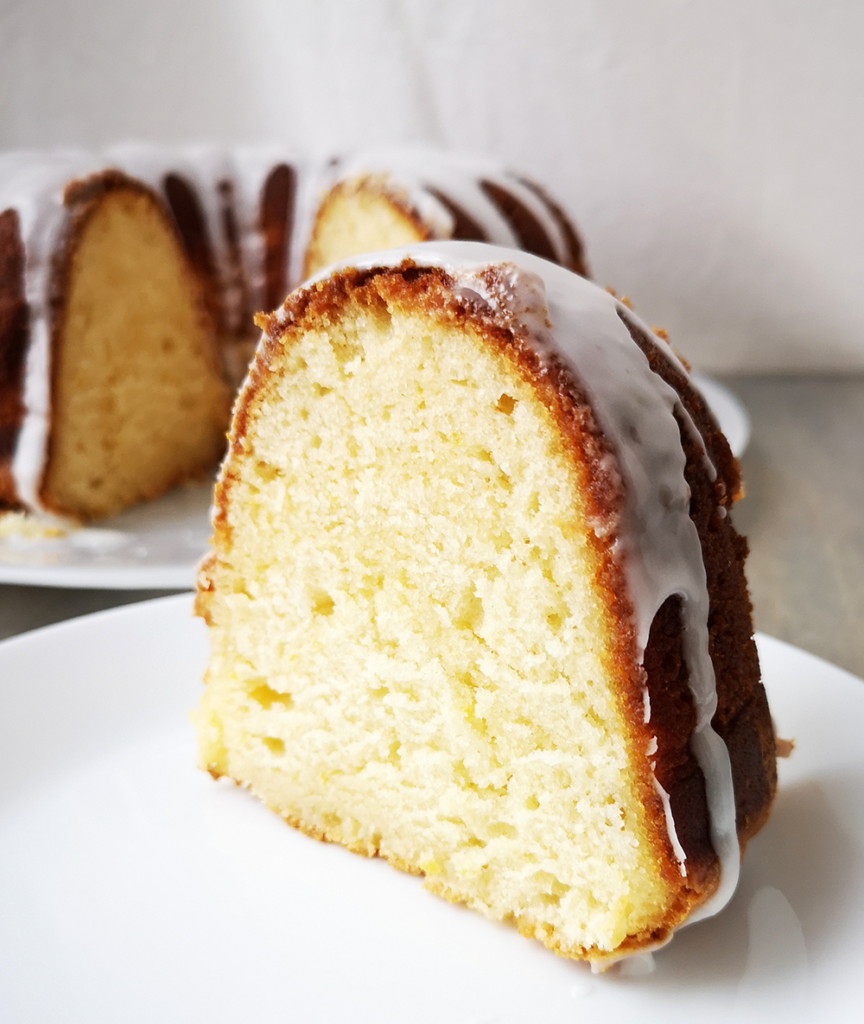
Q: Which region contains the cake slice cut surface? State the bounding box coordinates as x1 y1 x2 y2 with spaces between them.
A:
28 172 230 521
195 243 775 965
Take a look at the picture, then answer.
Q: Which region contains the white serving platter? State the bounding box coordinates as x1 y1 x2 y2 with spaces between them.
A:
0 595 857 1023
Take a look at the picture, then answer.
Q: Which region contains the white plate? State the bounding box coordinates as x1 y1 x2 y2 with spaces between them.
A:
0 595 857 1023
0 481 212 590
693 373 751 459
0 377 751 593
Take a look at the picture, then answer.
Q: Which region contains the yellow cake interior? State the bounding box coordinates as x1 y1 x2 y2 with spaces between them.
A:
197 278 681 960
42 186 230 520
303 181 429 280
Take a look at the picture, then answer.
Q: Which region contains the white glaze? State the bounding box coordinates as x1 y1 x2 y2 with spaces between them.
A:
303 240 741 933
0 151 98 516
654 779 689 874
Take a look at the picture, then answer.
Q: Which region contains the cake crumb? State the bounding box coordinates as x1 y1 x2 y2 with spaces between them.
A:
0 511 70 540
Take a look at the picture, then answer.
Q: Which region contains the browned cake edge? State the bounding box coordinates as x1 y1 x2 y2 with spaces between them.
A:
0 208 28 510
515 176 591 278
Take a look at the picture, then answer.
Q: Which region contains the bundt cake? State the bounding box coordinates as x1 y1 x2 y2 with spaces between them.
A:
0 148 586 522
194 242 776 966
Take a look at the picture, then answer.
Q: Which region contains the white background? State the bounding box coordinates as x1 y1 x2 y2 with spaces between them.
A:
1 0 862 373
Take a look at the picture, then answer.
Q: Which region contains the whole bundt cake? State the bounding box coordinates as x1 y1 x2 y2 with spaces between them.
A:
194 242 775 966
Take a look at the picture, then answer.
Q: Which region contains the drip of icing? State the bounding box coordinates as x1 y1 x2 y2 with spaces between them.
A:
304 240 741 930
654 778 688 874
673 399 718 483
615 951 656 976
0 151 97 512
228 147 311 310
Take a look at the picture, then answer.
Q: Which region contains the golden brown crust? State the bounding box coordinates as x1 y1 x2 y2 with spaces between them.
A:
0 208 28 509
194 551 217 624
163 172 224 335
260 164 296 313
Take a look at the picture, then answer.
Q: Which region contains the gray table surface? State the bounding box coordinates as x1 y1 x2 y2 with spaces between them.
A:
2 374 863 681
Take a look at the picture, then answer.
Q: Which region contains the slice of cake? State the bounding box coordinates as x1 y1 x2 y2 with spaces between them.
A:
0 159 231 521
194 242 775 966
